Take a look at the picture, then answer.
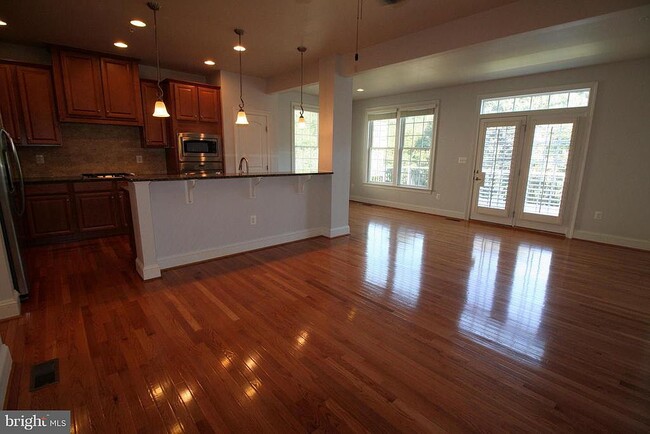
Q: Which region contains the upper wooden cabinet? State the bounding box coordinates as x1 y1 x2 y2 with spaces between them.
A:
140 80 168 148
167 80 222 124
0 62 61 145
51 47 143 126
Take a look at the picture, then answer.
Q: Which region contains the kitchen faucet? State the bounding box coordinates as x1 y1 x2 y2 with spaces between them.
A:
238 156 249 174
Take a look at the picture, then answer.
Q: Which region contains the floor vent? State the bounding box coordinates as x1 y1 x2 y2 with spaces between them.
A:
30 359 59 391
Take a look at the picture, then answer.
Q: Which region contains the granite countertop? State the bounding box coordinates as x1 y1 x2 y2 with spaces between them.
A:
127 171 333 182
23 171 333 184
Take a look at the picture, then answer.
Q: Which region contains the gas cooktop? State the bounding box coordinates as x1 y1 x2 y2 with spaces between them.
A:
81 172 135 179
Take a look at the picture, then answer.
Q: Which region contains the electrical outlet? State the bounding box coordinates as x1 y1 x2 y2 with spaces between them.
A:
136 155 143 164
250 215 257 225
458 157 467 164
35 154 45 164
435 193 441 200
594 211 603 220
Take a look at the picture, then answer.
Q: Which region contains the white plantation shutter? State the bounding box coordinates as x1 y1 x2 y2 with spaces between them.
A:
477 125 516 210
523 123 574 217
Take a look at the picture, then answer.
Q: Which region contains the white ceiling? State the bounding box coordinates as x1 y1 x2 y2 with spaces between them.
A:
345 4 650 99
1 0 648 101
0 0 518 77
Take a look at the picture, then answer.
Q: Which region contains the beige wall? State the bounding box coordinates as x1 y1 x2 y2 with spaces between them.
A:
350 57 650 249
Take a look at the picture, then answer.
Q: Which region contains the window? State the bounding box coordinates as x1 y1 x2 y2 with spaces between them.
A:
480 88 590 115
366 105 437 189
292 105 319 172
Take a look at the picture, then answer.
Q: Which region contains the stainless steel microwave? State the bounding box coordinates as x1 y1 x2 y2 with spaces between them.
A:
177 132 222 163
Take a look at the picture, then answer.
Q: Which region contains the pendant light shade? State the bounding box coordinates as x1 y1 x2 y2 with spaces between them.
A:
234 28 248 125
236 109 249 125
148 2 170 118
153 100 170 117
297 46 307 129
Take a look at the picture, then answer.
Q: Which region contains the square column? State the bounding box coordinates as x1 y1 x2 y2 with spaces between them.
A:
318 55 353 237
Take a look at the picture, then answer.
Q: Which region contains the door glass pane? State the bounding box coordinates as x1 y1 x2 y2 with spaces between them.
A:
478 125 516 210
523 123 574 217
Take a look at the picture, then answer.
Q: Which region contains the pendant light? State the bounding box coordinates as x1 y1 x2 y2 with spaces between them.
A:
297 46 307 128
234 28 249 125
148 1 170 117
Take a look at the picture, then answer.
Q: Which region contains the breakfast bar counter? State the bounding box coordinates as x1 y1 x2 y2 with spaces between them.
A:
127 171 344 280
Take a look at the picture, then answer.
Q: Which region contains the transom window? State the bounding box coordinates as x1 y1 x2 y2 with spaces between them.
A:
292 105 319 172
480 88 590 115
366 105 437 189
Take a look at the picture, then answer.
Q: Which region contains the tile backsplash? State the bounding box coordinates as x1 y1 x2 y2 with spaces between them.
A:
17 123 167 177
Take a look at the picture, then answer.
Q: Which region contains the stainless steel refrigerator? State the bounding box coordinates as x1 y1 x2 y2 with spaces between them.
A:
0 116 28 298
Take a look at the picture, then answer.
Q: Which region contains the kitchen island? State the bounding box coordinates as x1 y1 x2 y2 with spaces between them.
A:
127 171 342 280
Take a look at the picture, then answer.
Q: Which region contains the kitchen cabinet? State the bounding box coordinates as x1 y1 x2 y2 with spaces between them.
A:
52 47 143 126
0 62 61 145
173 83 199 121
16 66 62 145
140 80 168 148
0 63 21 140
167 80 222 124
24 183 74 239
24 180 131 245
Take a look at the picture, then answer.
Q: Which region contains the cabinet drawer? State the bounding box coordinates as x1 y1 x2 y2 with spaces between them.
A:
25 183 69 196
73 181 114 192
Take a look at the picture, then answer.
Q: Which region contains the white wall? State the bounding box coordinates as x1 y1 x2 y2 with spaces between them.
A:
0 235 20 319
350 57 650 249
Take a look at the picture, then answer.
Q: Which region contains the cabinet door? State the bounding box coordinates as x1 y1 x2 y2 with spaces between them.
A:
25 195 75 238
140 80 168 147
59 50 105 118
197 87 220 123
75 191 119 232
101 57 141 122
0 64 21 140
173 83 198 121
16 66 62 145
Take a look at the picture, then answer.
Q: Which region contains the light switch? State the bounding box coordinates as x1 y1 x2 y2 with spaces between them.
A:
458 157 467 164
136 155 143 164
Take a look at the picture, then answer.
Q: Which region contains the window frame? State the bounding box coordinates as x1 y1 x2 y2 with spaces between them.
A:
364 101 439 191
291 102 319 172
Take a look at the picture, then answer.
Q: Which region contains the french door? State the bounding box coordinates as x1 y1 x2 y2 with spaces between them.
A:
471 115 579 233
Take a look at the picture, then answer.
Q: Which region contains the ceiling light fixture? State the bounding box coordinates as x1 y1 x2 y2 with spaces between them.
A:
130 19 147 27
356 88 365 92
114 41 128 48
204 60 216 66
0 20 7 26
297 46 307 128
148 1 170 118
234 28 248 125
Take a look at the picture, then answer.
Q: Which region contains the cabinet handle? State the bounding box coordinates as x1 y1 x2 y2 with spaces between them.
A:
97 109 101 112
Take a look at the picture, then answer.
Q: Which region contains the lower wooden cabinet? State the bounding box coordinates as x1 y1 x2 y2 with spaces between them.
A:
24 181 131 245
25 195 75 239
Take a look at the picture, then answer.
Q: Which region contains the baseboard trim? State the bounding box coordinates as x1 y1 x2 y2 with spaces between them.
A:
135 258 162 281
0 343 12 409
0 291 20 321
157 228 325 270
573 230 650 251
325 226 351 238
350 196 466 220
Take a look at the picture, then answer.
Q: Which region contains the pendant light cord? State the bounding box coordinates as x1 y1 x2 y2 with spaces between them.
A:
355 0 363 62
238 33 245 111
300 49 304 116
152 4 163 99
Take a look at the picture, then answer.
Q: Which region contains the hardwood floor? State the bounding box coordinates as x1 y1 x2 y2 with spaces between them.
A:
1 201 649 432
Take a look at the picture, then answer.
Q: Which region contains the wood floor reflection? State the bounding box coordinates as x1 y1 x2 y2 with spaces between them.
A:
1 201 649 432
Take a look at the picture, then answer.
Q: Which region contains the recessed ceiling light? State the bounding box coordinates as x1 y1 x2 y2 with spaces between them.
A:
0 20 7 26
204 60 216 66
130 19 146 27
233 45 246 52
114 41 128 48
356 88 365 92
